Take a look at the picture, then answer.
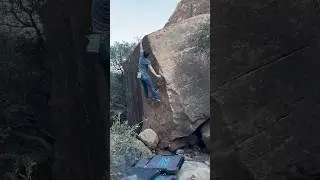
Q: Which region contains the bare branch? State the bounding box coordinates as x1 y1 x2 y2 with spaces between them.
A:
9 8 33 27
110 102 126 110
15 0 33 14
0 22 26 28
9 130 53 153
0 153 22 160
26 9 42 38
1 124 56 139
6 0 43 39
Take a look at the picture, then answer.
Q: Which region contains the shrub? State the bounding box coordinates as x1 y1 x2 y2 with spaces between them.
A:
1 153 37 180
110 115 152 178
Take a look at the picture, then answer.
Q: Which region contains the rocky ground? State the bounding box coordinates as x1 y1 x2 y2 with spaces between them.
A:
111 129 210 179
156 146 211 179
112 146 210 179
155 145 210 164
175 146 210 165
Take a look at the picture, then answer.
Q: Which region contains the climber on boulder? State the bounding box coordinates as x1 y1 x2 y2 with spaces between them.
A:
137 42 162 102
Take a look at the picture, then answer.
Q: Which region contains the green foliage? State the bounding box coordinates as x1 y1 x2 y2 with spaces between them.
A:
110 115 151 169
110 41 137 74
110 114 140 142
0 36 49 126
110 72 125 106
194 21 210 54
0 152 37 180
0 33 51 180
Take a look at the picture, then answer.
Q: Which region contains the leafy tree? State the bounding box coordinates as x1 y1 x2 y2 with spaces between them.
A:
0 37 51 180
0 0 45 41
110 41 136 75
1 0 108 179
110 41 137 118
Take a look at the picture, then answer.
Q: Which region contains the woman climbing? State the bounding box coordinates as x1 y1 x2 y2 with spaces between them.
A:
137 42 162 102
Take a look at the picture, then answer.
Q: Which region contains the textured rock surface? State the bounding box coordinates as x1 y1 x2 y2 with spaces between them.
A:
177 161 210 180
176 146 210 163
165 0 210 27
138 128 159 148
125 0 210 151
212 0 320 179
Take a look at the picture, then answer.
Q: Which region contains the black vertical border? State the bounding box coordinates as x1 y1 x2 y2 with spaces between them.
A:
99 32 111 179
90 0 110 179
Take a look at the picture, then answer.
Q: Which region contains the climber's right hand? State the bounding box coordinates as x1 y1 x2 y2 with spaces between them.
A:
156 74 162 78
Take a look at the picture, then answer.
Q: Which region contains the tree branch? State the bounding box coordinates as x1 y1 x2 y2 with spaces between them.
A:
9 8 33 27
0 22 26 28
15 0 41 37
110 102 126 110
15 0 33 14
7 124 55 139
7 0 43 39
0 153 22 160
27 11 42 38
9 130 53 153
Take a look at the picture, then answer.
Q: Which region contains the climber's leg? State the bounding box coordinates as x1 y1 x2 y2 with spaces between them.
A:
145 75 160 101
140 79 149 98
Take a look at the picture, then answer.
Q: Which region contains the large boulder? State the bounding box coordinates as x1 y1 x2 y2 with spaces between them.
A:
212 0 320 179
165 0 210 27
125 0 210 151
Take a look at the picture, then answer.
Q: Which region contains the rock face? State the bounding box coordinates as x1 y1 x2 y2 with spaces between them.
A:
125 0 210 151
213 0 320 179
165 0 210 27
138 128 159 148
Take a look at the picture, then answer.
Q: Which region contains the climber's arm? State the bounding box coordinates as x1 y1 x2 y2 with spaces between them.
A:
148 64 161 78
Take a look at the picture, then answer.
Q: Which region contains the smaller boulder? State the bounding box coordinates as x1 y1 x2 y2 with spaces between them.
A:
177 161 210 180
176 149 184 155
138 129 159 148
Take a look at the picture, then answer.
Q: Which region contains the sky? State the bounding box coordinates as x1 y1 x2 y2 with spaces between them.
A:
110 0 179 45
